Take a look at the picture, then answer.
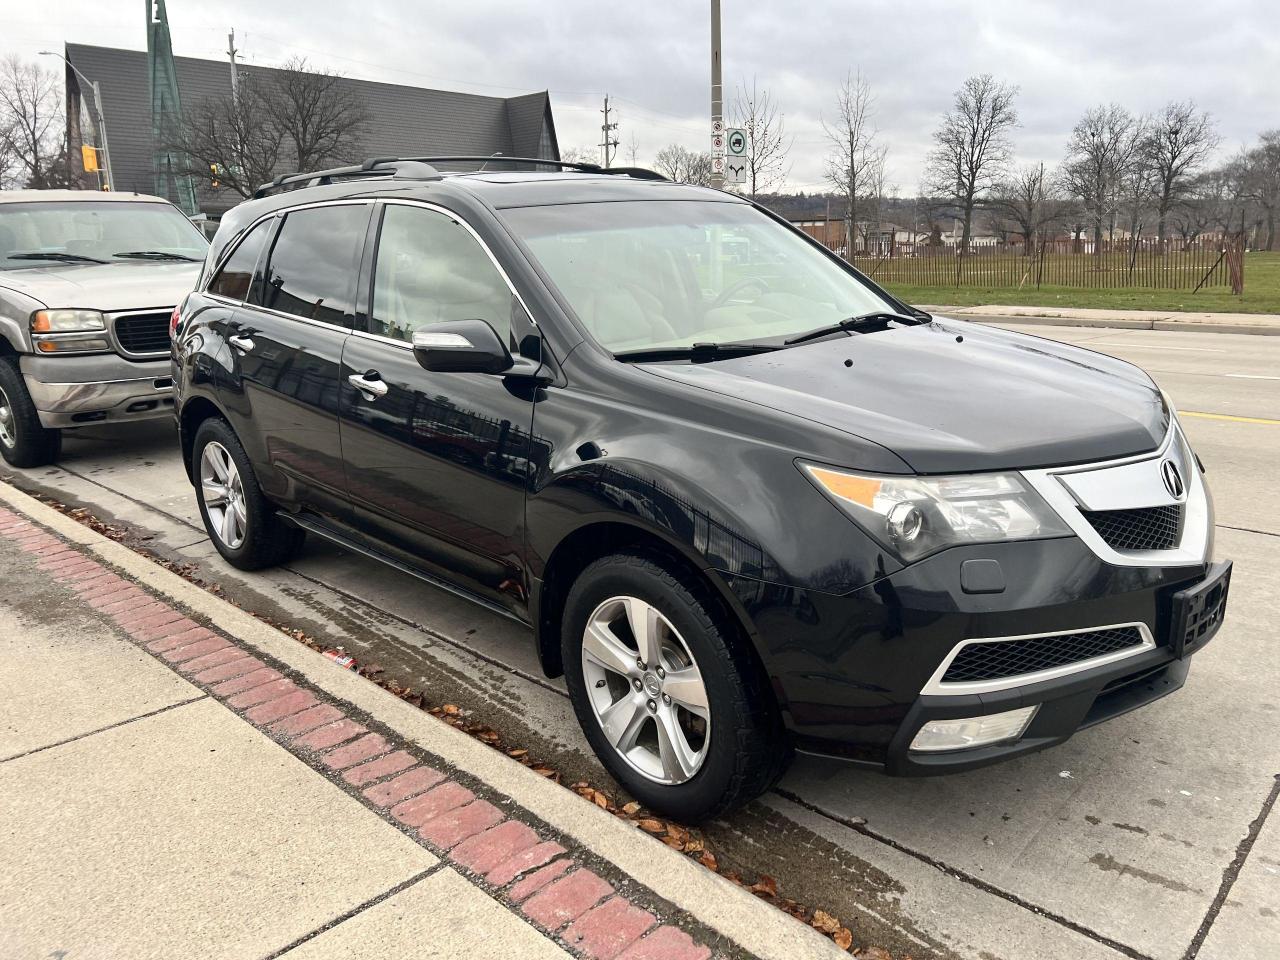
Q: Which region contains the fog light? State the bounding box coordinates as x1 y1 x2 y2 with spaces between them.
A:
909 705 1039 753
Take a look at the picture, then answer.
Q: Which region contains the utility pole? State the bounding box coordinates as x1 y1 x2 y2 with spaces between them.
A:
710 0 723 190
599 94 619 168
227 29 240 106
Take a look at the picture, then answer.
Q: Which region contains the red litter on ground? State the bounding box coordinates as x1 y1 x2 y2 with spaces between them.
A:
322 649 358 670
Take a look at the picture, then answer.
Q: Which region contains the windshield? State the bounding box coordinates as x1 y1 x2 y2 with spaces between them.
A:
0 200 208 269
502 200 898 352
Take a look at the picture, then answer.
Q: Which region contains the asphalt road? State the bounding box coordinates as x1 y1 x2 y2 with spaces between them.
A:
5 322 1278 960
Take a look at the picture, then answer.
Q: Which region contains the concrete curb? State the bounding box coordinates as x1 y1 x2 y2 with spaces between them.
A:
919 305 1280 336
0 479 843 960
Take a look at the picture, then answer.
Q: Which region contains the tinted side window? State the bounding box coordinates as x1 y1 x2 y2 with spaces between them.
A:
208 219 271 301
370 204 515 346
259 204 369 327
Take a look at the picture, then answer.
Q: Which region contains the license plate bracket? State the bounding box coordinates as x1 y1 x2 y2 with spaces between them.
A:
1169 560 1232 659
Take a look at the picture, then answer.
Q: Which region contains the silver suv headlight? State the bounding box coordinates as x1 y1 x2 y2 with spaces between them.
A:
29 309 111 355
800 462 1072 562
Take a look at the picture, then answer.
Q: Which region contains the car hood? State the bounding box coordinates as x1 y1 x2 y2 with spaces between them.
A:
0 260 202 312
644 319 1167 474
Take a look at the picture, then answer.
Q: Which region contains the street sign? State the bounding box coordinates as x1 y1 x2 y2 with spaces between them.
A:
725 158 748 186
711 134 725 153
711 156 726 174
726 128 747 157
711 119 725 135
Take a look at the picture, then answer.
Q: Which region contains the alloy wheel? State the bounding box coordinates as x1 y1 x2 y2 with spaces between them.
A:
200 441 248 549
581 595 711 784
0 386 15 449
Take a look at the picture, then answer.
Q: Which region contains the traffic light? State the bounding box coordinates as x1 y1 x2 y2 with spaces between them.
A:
81 144 100 173
210 163 221 189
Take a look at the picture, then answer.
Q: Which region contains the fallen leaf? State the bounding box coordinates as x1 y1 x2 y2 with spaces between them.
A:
591 790 609 810
507 748 528 758
698 850 718 871
749 875 778 898
442 704 460 715
532 767 556 777
861 948 892 960
811 909 841 935
638 819 665 834
662 836 684 849
665 823 689 842
621 801 641 815
683 837 704 853
833 927 853 951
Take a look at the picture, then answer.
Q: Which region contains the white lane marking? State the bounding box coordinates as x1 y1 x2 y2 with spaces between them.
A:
1089 341 1226 353
1226 373 1280 381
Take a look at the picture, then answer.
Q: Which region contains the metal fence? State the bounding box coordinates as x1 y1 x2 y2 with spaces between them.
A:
811 235 1244 292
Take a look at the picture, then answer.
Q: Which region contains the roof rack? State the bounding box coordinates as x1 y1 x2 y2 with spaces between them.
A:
252 155 668 199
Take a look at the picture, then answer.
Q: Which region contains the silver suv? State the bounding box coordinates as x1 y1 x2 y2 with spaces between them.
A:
0 190 207 466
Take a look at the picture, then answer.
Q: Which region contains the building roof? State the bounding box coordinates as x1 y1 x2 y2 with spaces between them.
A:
64 43 559 214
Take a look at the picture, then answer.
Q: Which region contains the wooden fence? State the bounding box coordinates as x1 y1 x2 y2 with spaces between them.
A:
814 235 1244 292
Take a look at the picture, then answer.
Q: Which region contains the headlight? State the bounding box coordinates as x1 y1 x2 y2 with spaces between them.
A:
800 462 1071 562
31 309 107 333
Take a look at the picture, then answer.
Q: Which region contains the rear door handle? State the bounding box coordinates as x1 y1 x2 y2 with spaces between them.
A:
348 371 388 401
228 334 255 352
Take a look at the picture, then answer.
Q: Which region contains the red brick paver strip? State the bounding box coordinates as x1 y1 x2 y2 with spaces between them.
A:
270 703 345 738
507 858 574 903
362 765 446 808
616 927 711 960
419 799 503 849
563 896 658 960
320 733 389 770
245 690 318 725
293 719 366 751
451 818 540 874
485 840 567 887
0 513 727 960
523 869 614 932
390 781 474 828
226 677 298 708
342 750 416 787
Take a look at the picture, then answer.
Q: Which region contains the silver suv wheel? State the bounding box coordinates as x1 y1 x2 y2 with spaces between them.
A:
581 595 711 784
200 440 247 549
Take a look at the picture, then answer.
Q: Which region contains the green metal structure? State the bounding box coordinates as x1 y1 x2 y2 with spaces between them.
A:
147 0 198 214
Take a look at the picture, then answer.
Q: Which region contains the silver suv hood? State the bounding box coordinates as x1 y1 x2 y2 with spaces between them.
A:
0 260 201 313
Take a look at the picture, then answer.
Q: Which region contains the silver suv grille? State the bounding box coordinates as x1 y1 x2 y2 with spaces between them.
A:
111 311 172 357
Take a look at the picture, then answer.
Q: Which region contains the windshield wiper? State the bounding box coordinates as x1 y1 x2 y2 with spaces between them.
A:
783 311 923 346
7 252 108 264
113 250 201 262
614 342 780 363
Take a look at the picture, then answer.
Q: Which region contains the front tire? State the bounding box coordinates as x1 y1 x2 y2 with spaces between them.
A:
193 417 304 570
562 553 790 821
0 358 62 468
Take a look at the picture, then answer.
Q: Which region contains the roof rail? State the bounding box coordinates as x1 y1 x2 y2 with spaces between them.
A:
252 155 669 198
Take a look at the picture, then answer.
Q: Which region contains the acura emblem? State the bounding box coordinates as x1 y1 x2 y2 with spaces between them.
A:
1160 459 1185 500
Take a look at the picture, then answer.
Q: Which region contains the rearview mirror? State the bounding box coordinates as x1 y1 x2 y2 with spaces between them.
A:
412 319 513 374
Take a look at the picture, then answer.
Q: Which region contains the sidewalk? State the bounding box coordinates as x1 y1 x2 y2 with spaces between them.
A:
920 303 1280 336
0 484 841 960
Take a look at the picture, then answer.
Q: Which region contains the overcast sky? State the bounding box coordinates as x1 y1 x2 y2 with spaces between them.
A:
8 1 1276 193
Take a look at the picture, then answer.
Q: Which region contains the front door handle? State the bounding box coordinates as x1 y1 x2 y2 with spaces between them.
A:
348 371 388 401
227 334 255 352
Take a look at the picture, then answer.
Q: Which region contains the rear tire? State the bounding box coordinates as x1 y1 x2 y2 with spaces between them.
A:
0 358 62 468
193 417 304 570
562 553 790 821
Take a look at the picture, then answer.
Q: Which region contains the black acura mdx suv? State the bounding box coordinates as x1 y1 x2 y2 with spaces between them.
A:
173 158 1230 820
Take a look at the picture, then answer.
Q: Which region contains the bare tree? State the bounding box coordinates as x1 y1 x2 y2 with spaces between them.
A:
624 131 640 166
1139 101 1220 245
990 163 1060 245
558 146 596 165
1060 105 1142 256
260 57 368 172
729 79 792 199
923 74 1019 255
0 55 69 189
823 69 885 258
653 143 713 186
165 74 286 198
1240 130 1280 250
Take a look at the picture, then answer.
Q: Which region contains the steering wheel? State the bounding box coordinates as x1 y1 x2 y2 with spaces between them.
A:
711 276 770 309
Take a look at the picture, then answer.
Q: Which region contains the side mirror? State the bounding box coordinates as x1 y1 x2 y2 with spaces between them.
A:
412 319 513 374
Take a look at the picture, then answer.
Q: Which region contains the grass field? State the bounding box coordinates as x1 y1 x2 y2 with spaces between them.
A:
876 251 1280 315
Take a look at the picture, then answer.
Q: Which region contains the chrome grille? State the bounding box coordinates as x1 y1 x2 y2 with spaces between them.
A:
1082 504 1183 551
112 312 172 356
941 626 1147 684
